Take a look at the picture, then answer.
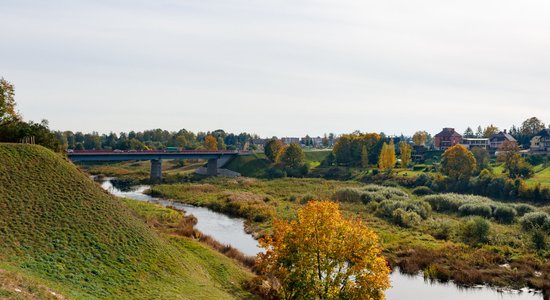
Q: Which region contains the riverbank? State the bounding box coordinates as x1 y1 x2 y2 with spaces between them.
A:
104 177 546 299
149 176 550 295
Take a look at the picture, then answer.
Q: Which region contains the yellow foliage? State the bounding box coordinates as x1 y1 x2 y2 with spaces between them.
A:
441 144 476 181
204 135 218 150
257 201 390 300
399 141 412 168
378 140 396 170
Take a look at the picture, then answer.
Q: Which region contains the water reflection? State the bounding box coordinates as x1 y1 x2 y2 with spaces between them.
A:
387 270 542 300
100 179 262 256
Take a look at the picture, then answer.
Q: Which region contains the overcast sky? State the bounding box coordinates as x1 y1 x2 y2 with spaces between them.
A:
1 0 549 137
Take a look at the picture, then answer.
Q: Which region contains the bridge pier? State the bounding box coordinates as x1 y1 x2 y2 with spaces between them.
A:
207 158 218 176
150 159 162 181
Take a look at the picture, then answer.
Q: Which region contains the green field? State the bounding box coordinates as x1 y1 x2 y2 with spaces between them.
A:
0 144 255 299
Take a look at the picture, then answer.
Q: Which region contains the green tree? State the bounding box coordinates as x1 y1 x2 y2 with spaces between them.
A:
463 127 474 138
399 141 412 168
475 125 483 138
441 144 476 182
361 145 369 168
471 147 490 172
264 139 285 162
278 144 305 169
257 201 390 300
520 117 545 137
0 77 20 125
497 140 533 178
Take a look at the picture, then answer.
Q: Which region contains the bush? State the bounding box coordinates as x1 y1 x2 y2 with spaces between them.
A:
267 167 286 179
458 203 492 218
423 193 491 214
428 219 454 240
514 204 536 216
300 193 315 204
382 180 399 187
412 186 434 196
519 212 550 231
332 188 363 203
332 185 409 204
531 228 548 251
414 173 432 187
392 208 422 228
375 199 430 221
459 217 491 246
493 206 517 224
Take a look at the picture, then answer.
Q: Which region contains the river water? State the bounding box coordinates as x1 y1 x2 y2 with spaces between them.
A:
100 179 543 300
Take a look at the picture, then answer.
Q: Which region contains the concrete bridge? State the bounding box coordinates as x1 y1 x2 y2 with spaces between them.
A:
67 150 243 181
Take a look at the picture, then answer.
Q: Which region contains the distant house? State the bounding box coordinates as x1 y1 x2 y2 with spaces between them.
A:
530 129 550 152
281 137 300 145
460 138 490 150
434 128 462 151
251 138 268 150
489 130 517 150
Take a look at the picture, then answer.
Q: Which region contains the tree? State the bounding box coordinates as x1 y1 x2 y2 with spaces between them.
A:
471 147 490 172
257 201 390 300
265 139 285 162
399 141 412 168
204 135 218 150
475 125 483 138
378 140 396 170
497 140 533 178
463 127 474 138
412 131 428 146
0 77 20 125
361 145 369 168
441 144 476 182
520 117 545 137
483 125 499 138
278 144 305 169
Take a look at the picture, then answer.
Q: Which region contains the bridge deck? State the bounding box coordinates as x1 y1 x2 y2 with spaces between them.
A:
67 150 244 162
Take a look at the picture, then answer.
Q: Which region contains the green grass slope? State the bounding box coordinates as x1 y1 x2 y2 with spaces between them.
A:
0 144 254 299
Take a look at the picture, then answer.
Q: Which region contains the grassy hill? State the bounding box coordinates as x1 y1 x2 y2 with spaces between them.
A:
0 144 254 299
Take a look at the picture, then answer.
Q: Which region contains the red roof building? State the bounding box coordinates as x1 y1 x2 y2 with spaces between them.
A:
434 128 462 151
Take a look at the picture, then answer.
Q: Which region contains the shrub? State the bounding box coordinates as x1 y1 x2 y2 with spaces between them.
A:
459 217 491 246
332 185 409 205
382 180 399 187
332 188 363 203
375 199 430 221
300 193 315 204
513 204 536 216
423 193 491 214
392 208 422 228
412 186 434 196
414 173 432 187
428 219 454 240
458 203 492 218
531 228 548 251
519 212 550 231
493 206 517 224
267 167 286 179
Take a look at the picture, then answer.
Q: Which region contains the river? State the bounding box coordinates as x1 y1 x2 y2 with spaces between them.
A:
100 179 543 300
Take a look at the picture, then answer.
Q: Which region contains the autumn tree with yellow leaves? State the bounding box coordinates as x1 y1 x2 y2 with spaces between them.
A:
441 144 476 182
399 141 412 168
203 135 218 150
378 139 396 170
256 201 390 300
